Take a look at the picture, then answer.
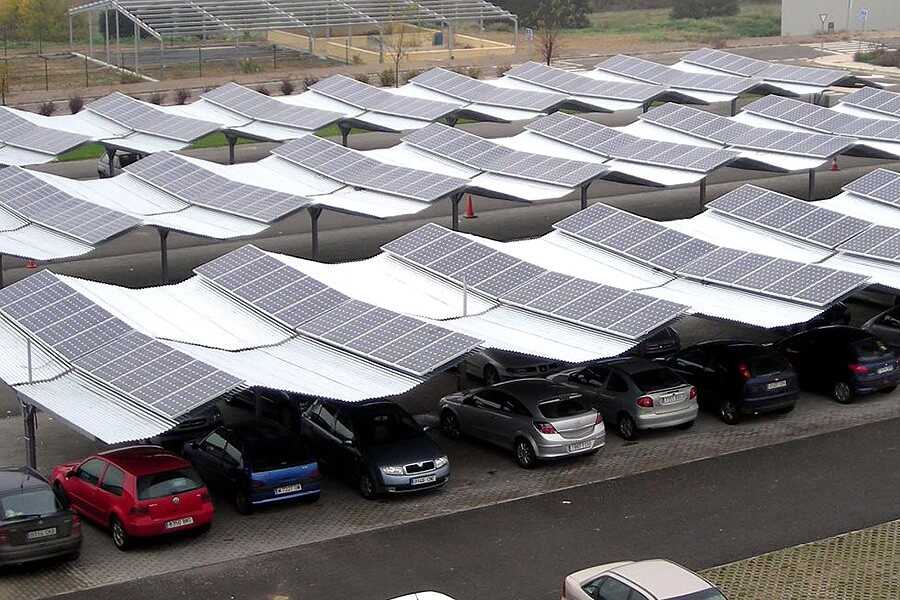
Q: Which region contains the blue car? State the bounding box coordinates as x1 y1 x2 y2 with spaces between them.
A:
184 420 320 514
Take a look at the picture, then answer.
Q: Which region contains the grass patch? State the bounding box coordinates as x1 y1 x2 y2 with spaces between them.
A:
855 49 900 68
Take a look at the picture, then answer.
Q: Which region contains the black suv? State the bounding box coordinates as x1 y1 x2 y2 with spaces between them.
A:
0 467 81 566
300 399 449 500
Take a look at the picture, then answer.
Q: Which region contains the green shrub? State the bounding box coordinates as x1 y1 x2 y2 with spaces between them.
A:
280 78 295 95
378 69 396 87
239 58 262 74
671 0 739 19
353 73 371 84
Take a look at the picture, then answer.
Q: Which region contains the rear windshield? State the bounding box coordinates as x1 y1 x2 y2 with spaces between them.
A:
248 437 313 472
0 489 61 519
852 337 890 361
749 353 791 376
670 590 727 600
538 397 589 419
357 407 423 445
632 368 683 392
137 468 203 500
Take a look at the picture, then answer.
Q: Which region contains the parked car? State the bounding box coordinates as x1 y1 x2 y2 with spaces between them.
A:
51 446 213 550
548 357 696 440
630 327 681 360
863 306 900 350
300 399 449 500
0 467 81 566
776 325 899 403
154 402 223 447
464 349 564 385
664 340 797 424
184 420 320 514
225 389 308 429
97 151 141 178
777 301 852 336
562 559 727 600
388 594 457 600
439 378 604 469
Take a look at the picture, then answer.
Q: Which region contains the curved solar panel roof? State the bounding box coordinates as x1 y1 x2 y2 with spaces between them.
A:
683 48 851 87
505 62 665 103
410 68 567 112
0 109 91 156
839 87 900 120
86 92 220 143
595 54 758 95
311 75 458 121
743 96 900 143
202 82 344 131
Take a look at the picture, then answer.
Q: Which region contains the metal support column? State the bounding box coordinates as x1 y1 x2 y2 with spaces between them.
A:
446 115 458 127
104 10 110 64
22 401 36 469
226 134 237 164
308 206 323 259
451 193 462 231
159 228 169 284
642 102 650 114
105 146 117 178
253 389 264 419
339 123 351 147
160 39 165 77
69 15 73 49
513 17 518 48
0 253 4 288
730 98 738 116
115 10 120 67
699 178 707 209
807 168 816 200
580 184 588 211
88 18 93 58
134 21 139 73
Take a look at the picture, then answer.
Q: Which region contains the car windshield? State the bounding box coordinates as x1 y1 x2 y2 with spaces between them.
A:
632 367 683 392
247 436 313 472
852 337 890 361
748 353 790 376
0 488 61 519
669 589 728 600
136 468 203 500
538 397 589 419
357 407 423 445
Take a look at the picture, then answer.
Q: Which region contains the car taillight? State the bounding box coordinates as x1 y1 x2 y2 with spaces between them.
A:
594 412 603 425
310 466 321 479
129 505 149 516
0 527 8 545
534 421 557 435
689 386 697 400
252 479 266 489
849 363 869 375
738 362 752 380
71 513 81 533
200 490 211 502
636 395 653 408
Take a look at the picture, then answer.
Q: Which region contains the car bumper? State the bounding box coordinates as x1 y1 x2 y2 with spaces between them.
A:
854 372 900 395
127 507 214 537
742 392 797 414
0 534 81 565
535 431 606 460
379 464 451 494
635 404 698 430
251 484 321 506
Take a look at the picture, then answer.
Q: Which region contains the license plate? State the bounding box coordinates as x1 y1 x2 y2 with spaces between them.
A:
878 366 894 374
26 527 56 540
411 475 437 485
275 483 303 495
164 517 194 530
568 440 593 453
767 380 788 390
659 394 679 405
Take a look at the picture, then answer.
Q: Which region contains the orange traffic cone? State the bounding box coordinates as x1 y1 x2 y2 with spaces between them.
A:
830 157 840 172
25 259 37 269
464 194 477 219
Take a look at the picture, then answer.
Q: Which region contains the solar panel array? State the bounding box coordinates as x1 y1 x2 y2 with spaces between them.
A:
311 75 457 121
0 109 90 155
382 223 687 339
844 168 900 209
743 96 900 142
410 68 566 111
595 55 757 95
0 167 140 244
504 62 664 102
195 245 480 376
271 135 467 202
839 87 900 119
554 202 868 306
403 123 607 187
526 112 737 173
642 103 854 159
683 48 849 87
86 92 219 142
125 152 309 223
202 83 344 131
0 270 241 417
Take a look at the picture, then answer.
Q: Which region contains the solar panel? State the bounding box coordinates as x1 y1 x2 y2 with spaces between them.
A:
0 166 140 244
411 68 566 111
202 82 343 131
311 74 457 121
0 108 91 155
504 62 664 102
840 87 900 119
272 135 466 202
86 92 219 142
843 169 900 208
595 54 757 94
743 96 900 142
683 48 847 86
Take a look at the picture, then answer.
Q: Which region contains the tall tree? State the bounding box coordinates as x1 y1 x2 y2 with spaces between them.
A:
0 0 21 43
535 0 576 65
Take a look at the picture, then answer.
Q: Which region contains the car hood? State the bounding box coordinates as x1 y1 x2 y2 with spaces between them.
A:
365 435 443 467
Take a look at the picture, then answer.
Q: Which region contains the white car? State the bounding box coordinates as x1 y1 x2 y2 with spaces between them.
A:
389 594 456 600
563 559 727 600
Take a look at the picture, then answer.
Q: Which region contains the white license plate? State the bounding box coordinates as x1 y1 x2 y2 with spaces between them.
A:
878 366 894 374
275 483 303 495
568 440 593 453
164 517 194 530
411 475 437 485
767 380 788 390
26 527 56 540
659 394 679 405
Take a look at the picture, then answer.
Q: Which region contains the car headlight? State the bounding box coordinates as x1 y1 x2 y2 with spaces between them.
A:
380 465 405 476
434 456 449 468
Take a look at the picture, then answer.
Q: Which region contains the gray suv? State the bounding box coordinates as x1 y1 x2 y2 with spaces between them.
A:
439 379 605 469
549 357 697 440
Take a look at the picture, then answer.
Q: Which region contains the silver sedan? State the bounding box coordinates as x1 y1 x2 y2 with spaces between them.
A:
439 379 605 469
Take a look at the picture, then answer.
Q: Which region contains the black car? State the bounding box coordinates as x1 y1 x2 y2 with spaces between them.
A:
154 403 223 447
777 302 852 335
630 327 681 360
777 326 899 403
863 306 900 351
665 340 798 424
184 421 320 514
0 467 81 566
300 399 449 500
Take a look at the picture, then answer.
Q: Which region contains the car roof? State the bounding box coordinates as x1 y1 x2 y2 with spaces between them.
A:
788 325 869 342
609 559 711 598
0 466 48 492
98 446 190 476
594 357 667 375
493 378 574 404
692 339 758 350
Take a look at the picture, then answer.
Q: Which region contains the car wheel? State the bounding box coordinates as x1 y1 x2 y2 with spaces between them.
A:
514 438 537 469
358 471 378 500
110 517 131 551
879 385 897 394
719 400 741 425
194 524 211 536
65 551 80 562
440 410 462 440
234 489 253 515
483 365 500 386
617 413 638 441
832 380 855 404
675 419 695 430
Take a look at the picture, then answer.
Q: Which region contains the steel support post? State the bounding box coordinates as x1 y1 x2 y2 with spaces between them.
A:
699 178 708 209
580 184 588 211
104 10 110 64
808 169 816 200
89 18 93 58
134 21 139 73
451 193 462 231
339 123 351 147
115 11 120 67
227 134 237 164
159 228 169 284
22 401 36 469
308 206 323 259
730 98 738 116
105 146 117 178
0 253 4 288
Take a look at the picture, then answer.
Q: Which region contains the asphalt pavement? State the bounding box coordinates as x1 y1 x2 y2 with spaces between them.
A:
53 416 900 600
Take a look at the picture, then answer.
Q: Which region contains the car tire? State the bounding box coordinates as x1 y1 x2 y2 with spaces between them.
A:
832 380 855 404
617 413 638 441
235 489 254 515
440 410 462 440
483 365 500 386
675 419 695 430
66 551 80 562
195 524 211 536
110 517 131 551
719 400 741 425
879 385 897 394
358 471 378 500
514 438 537 469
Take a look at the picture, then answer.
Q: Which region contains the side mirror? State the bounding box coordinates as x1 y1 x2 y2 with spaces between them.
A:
342 438 355 446
65 469 75 479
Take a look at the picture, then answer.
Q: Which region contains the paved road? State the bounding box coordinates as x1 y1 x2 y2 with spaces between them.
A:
54 416 900 600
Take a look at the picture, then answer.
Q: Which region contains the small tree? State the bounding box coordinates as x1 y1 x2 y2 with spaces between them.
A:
280 78 295 96
535 0 578 66
174 88 192 105
67 94 84 114
38 100 55 116
382 9 416 88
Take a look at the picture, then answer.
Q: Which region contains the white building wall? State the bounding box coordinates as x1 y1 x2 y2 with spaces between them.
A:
781 0 900 36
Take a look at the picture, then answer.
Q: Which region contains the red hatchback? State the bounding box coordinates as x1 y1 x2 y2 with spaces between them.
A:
51 446 214 551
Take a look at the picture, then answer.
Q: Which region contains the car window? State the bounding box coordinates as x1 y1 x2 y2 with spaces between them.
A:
333 411 355 442
538 397 590 419
607 372 629 393
100 465 125 496
473 391 503 412
224 443 242 466
307 401 339 433
632 367 683 392
202 431 227 454
585 365 610 386
76 458 106 486
671 590 727 600
583 576 634 600
851 337 889 360
0 488 62 519
136 468 204 500
245 435 313 471
500 397 531 417
356 404 423 446
678 347 706 365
